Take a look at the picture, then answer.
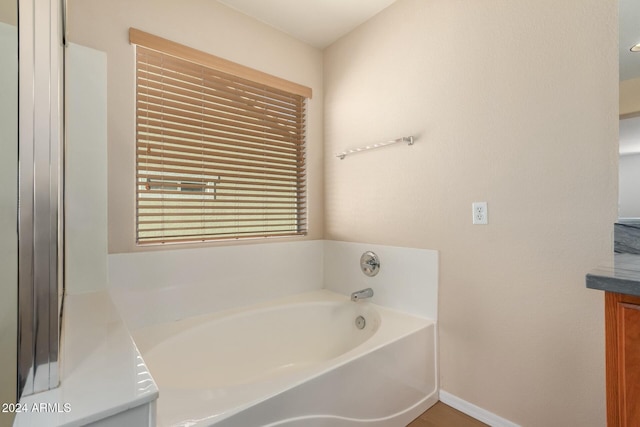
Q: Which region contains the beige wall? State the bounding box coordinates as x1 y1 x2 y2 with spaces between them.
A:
324 0 617 426
67 0 324 253
620 76 640 116
0 0 16 26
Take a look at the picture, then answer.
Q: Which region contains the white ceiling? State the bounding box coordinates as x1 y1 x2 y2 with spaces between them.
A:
217 0 398 49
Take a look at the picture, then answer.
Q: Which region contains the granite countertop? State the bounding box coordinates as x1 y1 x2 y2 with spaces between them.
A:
586 253 640 297
614 221 640 255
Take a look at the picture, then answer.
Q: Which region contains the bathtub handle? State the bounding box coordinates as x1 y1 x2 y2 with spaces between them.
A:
360 251 380 277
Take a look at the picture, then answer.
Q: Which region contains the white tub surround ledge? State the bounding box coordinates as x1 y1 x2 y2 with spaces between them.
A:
108 240 324 329
14 292 158 427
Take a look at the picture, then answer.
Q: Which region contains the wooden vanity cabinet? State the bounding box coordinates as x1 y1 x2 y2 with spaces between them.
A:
606 292 640 426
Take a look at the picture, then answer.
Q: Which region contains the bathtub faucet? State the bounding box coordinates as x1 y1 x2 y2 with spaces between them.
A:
350 288 374 302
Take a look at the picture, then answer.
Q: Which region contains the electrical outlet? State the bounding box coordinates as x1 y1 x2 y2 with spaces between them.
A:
472 202 488 225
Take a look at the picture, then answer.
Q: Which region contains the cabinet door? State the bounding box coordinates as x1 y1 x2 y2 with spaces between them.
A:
619 302 640 425
606 293 640 426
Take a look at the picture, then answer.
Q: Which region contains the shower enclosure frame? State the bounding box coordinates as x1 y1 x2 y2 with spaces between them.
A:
17 0 64 397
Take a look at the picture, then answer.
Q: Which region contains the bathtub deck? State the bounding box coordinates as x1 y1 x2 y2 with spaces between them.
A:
408 402 488 427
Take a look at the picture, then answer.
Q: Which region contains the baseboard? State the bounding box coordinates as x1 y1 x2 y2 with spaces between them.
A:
439 390 521 427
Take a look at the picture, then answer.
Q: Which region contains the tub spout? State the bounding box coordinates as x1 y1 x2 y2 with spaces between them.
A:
351 288 374 302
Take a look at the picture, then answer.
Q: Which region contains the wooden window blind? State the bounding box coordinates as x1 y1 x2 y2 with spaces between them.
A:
130 29 310 245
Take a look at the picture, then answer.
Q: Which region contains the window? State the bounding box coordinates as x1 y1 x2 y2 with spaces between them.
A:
130 29 311 244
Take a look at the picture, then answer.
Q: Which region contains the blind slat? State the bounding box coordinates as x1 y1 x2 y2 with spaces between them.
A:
137 59 303 112
140 219 304 226
136 204 302 211
137 98 301 141
140 189 303 198
137 151 304 174
138 231 306 245
136 78 305 127
137 119 301 152
137 51 304 106
137 161 305 180
137 80 305 129
137 128 303 159
138 211 304 218
138 168 304 184
137 142 302 168
137 108 300 146
137 173 303 190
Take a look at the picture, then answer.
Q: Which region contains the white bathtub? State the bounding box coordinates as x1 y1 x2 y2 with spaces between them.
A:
132 290 438 427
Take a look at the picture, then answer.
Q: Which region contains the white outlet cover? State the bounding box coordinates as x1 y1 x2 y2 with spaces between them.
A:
472 202 488 225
